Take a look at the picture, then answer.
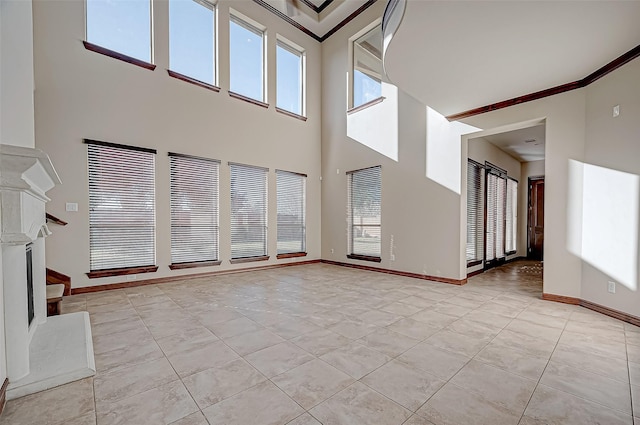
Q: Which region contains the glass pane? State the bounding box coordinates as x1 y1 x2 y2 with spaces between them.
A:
87 0 151 62
353 25 382 107
277 44 302 115
170 0 215 84
230 18 264 101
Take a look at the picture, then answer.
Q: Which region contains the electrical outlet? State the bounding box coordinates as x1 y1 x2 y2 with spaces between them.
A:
330 248 334 254
127 274 137 281
608 281 616 294
390 254 395 261
613 105 620 117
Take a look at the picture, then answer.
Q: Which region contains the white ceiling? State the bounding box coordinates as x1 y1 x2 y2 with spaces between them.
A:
384 1 640 117
477 124 546 163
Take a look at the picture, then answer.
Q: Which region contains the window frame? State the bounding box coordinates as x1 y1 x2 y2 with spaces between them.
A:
84 139 158 278
276 170 307 258
348 21 383 111
505 177 518 255
168 152 221 269
466 159 484 267
228 11 267 104
347 165 382 262
276 36 306 118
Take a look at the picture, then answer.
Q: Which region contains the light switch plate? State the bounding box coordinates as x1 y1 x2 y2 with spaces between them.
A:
66 202 78 212
613 105 620 117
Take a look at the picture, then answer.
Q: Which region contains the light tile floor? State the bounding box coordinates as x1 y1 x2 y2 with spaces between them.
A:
2 260 639 425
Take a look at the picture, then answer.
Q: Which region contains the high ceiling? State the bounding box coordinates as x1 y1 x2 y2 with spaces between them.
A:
383 1 640 117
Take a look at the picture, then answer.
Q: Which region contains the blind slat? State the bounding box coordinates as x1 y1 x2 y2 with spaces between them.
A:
231 164 268 259
348 166 381 257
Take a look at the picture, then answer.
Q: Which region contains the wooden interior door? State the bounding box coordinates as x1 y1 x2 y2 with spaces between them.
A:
528 177 544 260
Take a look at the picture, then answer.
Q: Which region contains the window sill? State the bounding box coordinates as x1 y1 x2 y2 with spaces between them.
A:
347 254 382 263
229 255 270 264
83 41 156 71
87 265 158 279
277 252 307 259
275 107 307 122
167 70 220 92
228 91 269 108
346 96 385 115
467 260 483 268
169 260 222 270
506 250 517 256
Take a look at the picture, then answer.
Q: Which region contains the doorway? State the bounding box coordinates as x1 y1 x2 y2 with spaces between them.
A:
528 176 545 260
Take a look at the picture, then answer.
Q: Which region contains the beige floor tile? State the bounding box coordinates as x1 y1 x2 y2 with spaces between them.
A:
505 319 562 343
58 412 97 425
286 413 322 425
183 358 266 409
380 301 424 316
92 326 154 355
630 361 640 387
0 378 94 425
309 382 411 425
358 309 404 326
320 342 391 379
206 316 264 339
400 296 438 308
201 380 303 425
632 384 640 418
410 310 459 328
463 309 513 329
416 383 521 425
265 318 324 339
362 359 445 411
244 341 315 378
87 299 133 315
564 320 626 343
97 380 198 425
356 327 420 357
224 328 286 356
90 315 146 338
403 414 436 425
551 343 629 383
627 332 640 347
475 342 548 380
90 307 139 326
145 316 204 339
449 360 536 415
328 319 379 340
432 302 472 318
386 317 442 340
476 301 523 318
94 357 178 411
291 329 351 356
272 359 355 409
516 309 567 329
128 293 174 308
197 307 245 327
425 329 490 357
629 344 640 363
168 411 209 425
491 329 557 359
559 330 628 360
522 384 632 425
446 318 501 340
398 342 470 380
540 361 631 414
156 326 219 357
95 339 164 374
166 340 239 378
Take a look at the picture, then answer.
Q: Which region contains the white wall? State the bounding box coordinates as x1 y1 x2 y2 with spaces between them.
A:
519 160 545 257
33 0 322 289
0 0 5 391
580 58 640 316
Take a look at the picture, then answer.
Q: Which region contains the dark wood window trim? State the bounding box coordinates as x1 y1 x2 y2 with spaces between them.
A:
466 260 482 268
347 96 385 115
276 107 308 121
228 91 269 108
169 261 222 270
46 213 68 226
347 254 382 263
84 138 157 154
167 70 220 92
277 252 307 259
229 255 270 264
87 265 158 279
83 41 156 71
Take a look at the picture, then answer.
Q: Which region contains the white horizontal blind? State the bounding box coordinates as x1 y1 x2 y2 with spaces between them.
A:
276 170 306 254
505 178 518 254
496 176 506 259
467 160 483 263
87 141 156 271
230 163 268 259
170 154 219 264
485 172 497 262
348 166 381 258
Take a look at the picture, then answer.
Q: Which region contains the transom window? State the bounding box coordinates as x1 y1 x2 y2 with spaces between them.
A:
229 14 265 102
347 166 382 261
169 0 216 85
352 24 382 108
86 0 152 62
276 39 304 116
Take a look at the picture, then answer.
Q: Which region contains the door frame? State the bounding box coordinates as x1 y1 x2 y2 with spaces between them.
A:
527 176 545 260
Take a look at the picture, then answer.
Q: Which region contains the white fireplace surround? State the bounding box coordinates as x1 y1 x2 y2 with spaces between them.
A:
0 144 95 399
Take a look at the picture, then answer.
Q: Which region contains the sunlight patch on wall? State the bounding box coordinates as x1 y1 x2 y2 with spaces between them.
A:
426 107 479 194
567 159 639 290
347 83 398 161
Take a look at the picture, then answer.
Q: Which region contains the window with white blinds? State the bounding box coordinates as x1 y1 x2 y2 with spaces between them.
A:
86 140 156 273
276 170 306 255
230 163 268 260
347 166 381 260
466 160 483 264
505 178 518 254
169 153 220 266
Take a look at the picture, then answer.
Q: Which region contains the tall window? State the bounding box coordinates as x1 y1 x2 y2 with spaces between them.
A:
86 0 152 62
505 178 518 254
276 39 304 116
230 163 268 260
467 160 483 264
169 0 216 85
276 170 306 256
352 24 382 108
229 14 265 102
86 140 156 274
169 153 220 267
348 166 382 260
